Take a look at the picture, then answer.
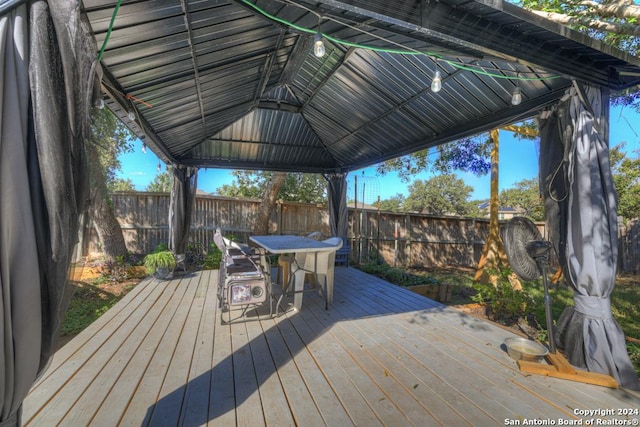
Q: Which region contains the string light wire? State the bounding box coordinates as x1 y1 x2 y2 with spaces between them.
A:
240 0 562 82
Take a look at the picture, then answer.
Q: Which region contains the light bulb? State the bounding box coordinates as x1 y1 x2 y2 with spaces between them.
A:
157 162 162 172
127 109 136 121
431 70 442 93
141 143 147 154
314 32 325 58
511 86 522 106
95 98 105 109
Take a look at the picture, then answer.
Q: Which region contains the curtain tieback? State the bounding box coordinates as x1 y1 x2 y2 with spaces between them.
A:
573 295 612 320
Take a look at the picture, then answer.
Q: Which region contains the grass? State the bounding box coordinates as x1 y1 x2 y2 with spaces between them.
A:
61 282 132 336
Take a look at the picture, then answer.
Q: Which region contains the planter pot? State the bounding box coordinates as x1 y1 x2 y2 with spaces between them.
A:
153 267 173 280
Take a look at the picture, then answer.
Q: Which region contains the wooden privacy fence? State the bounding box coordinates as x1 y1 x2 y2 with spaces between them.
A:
76 192 639 272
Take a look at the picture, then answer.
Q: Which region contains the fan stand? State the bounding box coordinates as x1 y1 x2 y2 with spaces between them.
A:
516 242 618 389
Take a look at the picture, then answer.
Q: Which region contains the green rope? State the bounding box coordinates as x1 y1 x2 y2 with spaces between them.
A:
97 0 122 61
239 0 561 82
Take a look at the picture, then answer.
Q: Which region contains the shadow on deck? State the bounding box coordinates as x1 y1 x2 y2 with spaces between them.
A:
23 268 639 426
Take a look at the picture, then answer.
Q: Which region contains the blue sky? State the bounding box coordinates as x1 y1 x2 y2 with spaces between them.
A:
117 104 639 201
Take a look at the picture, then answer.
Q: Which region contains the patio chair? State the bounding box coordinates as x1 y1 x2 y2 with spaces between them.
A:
214 228 271 323
275 236 342 316
276 231 322 289
303 237 342 306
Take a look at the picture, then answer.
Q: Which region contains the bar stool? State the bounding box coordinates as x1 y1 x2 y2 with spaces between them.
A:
276 231 322 289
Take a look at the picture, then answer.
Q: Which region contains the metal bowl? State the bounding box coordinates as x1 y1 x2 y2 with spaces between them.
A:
504 337 549 362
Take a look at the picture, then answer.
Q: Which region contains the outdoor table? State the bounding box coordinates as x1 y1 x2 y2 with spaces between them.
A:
249 235 335 312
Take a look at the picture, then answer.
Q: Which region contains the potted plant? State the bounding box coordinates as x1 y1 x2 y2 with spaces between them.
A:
144 250 176 279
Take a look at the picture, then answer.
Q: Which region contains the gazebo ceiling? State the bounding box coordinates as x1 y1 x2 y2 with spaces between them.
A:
85 0 640 173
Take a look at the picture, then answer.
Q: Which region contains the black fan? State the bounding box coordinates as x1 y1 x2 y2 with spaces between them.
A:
503 217 556 353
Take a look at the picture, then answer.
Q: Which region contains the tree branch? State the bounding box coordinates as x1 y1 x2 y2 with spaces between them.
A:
527 9 640 36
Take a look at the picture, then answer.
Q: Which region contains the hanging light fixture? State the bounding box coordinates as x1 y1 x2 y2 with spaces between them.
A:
157 162 162 172
431 70 442 93
313 19 325 58
141 143 147 154
511 86 522 106
94 97 105 109
127 108 136 121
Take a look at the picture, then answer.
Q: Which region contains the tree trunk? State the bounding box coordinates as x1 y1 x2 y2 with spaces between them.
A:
86 143 129 263
474 129 521 289
253 172 288 235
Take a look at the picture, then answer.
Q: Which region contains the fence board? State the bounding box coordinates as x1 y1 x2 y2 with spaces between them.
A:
76 192 638 272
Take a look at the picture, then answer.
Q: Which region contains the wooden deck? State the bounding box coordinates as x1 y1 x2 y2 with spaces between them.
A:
24 268 639 426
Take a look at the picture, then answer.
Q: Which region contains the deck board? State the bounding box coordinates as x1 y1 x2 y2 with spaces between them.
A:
24 268 640 426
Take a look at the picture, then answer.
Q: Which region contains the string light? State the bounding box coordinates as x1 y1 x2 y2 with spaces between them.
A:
431 60 442 93
157 162 162 172
95 97 105 109
142 143 147 154
512 74 522 105
127 109 135 121
511 86 522 105
314 32 325 57
239 0 561 84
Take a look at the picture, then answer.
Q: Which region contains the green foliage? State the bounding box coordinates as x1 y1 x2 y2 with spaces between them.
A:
379 193 406 212
404 174 475 215
610 143 640 221
204 243 222 269
627 342 640 378
376 135 491 182
186 242 207 268
146 171 172 192
471 268 536 325
108 177 136 192
89 108 134 185
360 257 439 287
499 177 545 221
61 285 119 336
216 170 327 203
143 250 176 274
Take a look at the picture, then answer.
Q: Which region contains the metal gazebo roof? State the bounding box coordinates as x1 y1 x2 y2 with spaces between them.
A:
85 0 640 173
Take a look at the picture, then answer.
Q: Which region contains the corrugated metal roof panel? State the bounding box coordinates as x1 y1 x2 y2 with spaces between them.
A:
86 0 640 172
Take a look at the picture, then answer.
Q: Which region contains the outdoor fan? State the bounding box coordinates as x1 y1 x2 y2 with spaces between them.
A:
502 217 617 387
503 217 556 353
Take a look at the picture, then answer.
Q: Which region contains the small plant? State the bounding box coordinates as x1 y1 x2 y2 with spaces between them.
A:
472 267 536 326
186 242 206 269
143 250 176 275
203 243 222 269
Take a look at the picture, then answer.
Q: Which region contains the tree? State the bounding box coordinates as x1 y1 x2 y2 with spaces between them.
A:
521 0 640 41
109 178 136 192
217 170 327 203
404 174 474 216
253 172 288 235
499 178 545 221
521 0 640 109
87 107 134 262
147 171 172 192
376 135 492 182
379 194 406 212
611 143 640 221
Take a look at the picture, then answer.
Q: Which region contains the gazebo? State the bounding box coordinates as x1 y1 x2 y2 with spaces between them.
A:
2 0 640 425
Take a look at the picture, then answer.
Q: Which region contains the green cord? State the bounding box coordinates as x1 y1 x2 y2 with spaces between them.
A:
97 0 122 61
240 0 561 82
95 0 561 82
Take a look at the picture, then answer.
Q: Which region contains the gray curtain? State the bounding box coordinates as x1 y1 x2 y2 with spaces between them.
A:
539 84 640 390
1 2 96 425
169 166 198 255
325 173 348 239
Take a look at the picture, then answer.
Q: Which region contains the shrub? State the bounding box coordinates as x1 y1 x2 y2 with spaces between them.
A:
472 267 536 325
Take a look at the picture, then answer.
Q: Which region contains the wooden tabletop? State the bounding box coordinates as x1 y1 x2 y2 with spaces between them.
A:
250 235 335 254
